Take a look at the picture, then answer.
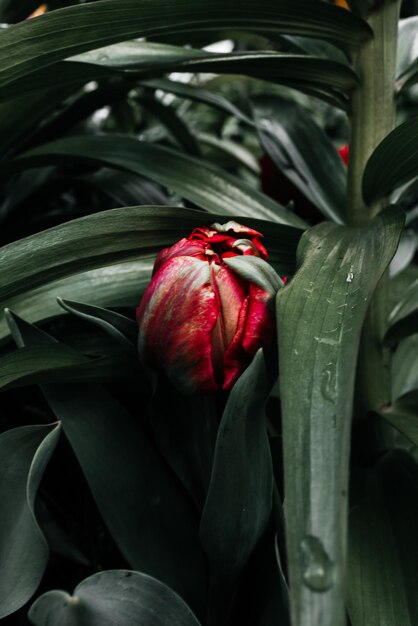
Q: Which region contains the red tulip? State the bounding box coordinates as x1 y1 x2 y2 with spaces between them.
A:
136 221 279 394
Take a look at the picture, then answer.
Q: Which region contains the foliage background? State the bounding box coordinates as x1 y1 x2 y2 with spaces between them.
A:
1 1 418 625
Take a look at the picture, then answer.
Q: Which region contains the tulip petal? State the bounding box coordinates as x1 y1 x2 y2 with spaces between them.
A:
242 285 275 356
137 257 219 393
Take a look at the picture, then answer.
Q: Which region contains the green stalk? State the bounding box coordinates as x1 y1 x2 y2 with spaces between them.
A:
347 0 401 416
347 0 400 227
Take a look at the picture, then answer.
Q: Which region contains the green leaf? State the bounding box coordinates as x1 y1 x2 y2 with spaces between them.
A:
391 334 418 400
4 136 305 227
252 94 347 223
378 390 418 448
0 0 371 91
69 43 359 105
0 208 301 343
0 422 60 618
362 118 418 205
199 350 273 619
223 255 284 296
385 278 418 344
0 259 152 344
396 17 418 88
29 570 201 626
57 298 138 353
276 208 404 626
0 341 142 390
348 451 418 626
7 314 208 617
142 78 254 127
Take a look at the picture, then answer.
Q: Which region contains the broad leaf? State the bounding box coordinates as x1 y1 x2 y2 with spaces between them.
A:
276 208 404 626
378 390 418 448
29 570 201 626
4 136 305 227
200 350 274 620
0 208 301 343
0 0 371 93
385 277 418 344
252 94 347 223
363 118 418 205
391 334 418 400
57 299 138 353
348 451 418 626
0 423 60 618
397 17 418 89
0 341 142 390
0 259 152 344
7 314 208 617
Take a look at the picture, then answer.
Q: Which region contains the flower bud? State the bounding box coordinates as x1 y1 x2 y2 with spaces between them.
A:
136 221 278 394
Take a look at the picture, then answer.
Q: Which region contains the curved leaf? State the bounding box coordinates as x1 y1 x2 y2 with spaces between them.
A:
0 259 153 344
363 118 418 205
252 94 347 223
378 390 418 448
7 314 208 617
4 136 306 227
397 17 418 89
348 451 418 626
391 334 418 400
0 207 301 342
0 0 371 93
0 423 60 618
29 570 201 626
199 350 274 621
57 299 138 353
385 278 418 344
276 208 404 626
0 342 141 390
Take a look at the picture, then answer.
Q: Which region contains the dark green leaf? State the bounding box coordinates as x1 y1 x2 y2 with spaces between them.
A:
223 256 284 296
363 118 418 205
252 94 347 223
378 390 418 448
4 136 305 227
0 423 60 618
391 334 418 400
57 298 138 353
276 208 404 626
29 570 201 626
0 0 371 92
385 278 418 344
0 341 142 390
0 208 301 343
348 451 418 626
142 78 254 127
0 259 152 344
7 314 207 617
397 17 418 88
200 350 273 617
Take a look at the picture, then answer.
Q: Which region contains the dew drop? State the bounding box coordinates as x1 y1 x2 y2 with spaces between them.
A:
300 535 334 593
320 363 336 403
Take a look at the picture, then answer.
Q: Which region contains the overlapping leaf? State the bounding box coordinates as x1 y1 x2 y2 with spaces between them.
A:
0 0 371 95
363 118 418 205
29 570 201 626
276 208 404 626
0 423 60 618
348 452 418 626
7 314 207 617
3 136 305 226
252 94 347 222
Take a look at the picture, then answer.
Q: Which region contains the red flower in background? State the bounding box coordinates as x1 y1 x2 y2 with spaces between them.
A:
338 144 349 166
137 222 277 394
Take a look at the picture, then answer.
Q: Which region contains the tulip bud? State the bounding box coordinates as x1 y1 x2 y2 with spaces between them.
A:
136 221 279 394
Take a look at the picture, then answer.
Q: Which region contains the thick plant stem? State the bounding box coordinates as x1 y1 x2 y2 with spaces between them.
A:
347 0 400 227
348 0 401 416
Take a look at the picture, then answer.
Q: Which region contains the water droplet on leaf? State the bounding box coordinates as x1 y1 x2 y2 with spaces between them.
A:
300 535 334 593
